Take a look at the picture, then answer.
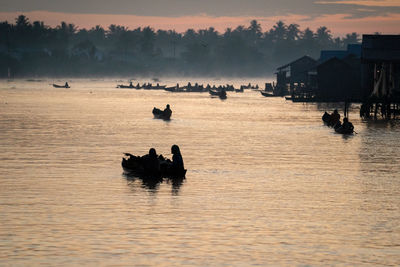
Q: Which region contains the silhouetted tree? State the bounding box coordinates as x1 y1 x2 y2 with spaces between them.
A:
0 14 363 77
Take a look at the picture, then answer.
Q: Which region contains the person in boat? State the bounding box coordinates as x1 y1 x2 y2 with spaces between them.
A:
142 148 160 176
341 117 354 132
163 104 172 118
129 81 133 87
329 109 340 127
65 82 69 87
170 144 184 174
322 111 331 124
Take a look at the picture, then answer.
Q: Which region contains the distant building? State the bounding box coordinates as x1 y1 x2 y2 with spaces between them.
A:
319 44 361 63
316 54 361 101
274 44 364 100
275 55 317 95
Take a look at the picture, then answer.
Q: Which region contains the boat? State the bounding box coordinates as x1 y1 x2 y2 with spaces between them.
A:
209 89 227 99
53 83 70 88
209 89 220 96
186 85 205 92
285 96 317 102
322 112 331 124
152 107 171 120
164 86 176 92
117 84 134 88
260 91 280 97
122 153 186 179
235 87 244 93
334 126 354 135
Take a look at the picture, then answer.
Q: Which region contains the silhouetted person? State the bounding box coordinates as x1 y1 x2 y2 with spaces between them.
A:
322 111 331 124
170 145 184 175
65 82 69 87
219 88 227 99
129 81 133 87
329 109 340 127
142 148 160 176
163 104 172 119
342 117 354 132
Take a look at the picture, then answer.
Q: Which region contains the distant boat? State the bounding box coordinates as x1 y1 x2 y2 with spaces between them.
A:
152 107 172 120
235 87 244 93
285 96 316 102
260 91 280 97
209 89 227 99
53 83 70 88
117 83 136 89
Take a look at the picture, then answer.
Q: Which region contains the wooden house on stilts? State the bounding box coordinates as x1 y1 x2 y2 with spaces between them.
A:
361 35 400 119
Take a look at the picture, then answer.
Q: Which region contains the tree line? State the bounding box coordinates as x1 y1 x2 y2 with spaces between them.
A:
0 15 361 77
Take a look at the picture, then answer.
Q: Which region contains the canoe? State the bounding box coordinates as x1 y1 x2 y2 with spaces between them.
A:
152 107 171 120
117 84 135 89
53 84 70 88
334 126 354 135
209 89 220 96
122 155 186 179
260 91 280 97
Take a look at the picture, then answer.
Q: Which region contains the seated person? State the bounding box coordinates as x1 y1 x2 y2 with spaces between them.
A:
329 109 340 127
170 144 184 174
142 148 160 176
342 117 354 132
163 104 172 118
322 111 331 123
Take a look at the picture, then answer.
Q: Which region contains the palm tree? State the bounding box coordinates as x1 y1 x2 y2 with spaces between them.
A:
270 21 287 42
342 32 360 47
287 24 300 41
315 26 332 48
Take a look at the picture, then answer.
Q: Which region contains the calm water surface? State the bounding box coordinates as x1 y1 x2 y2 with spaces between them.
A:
1 79 399 266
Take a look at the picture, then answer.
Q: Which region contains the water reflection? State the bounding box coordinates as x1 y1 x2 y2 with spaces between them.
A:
362 118 400 129
123 173 185 195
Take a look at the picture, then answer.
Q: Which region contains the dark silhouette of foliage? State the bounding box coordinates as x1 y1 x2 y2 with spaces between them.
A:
0 15 361 78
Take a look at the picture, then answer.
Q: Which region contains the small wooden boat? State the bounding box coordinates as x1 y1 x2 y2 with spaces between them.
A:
53 83 70 88
150 84 166 90
335 126 354 135
117 84 134 89
285 96 317 102
164 86 186 92
260 91 280 97
235 87 244 93
152 107 171 120
122 153 186 179
209 89 220 96
209 89 227 99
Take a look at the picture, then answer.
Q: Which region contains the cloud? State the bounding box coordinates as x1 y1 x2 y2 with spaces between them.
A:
316 0 400 7
0 10 399 36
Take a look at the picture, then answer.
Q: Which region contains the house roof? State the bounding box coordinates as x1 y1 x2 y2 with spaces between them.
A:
319 50 348 63
277 55 316 70
317 57 350 69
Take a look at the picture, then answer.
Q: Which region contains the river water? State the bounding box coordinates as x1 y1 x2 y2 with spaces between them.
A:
1 79 399 266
